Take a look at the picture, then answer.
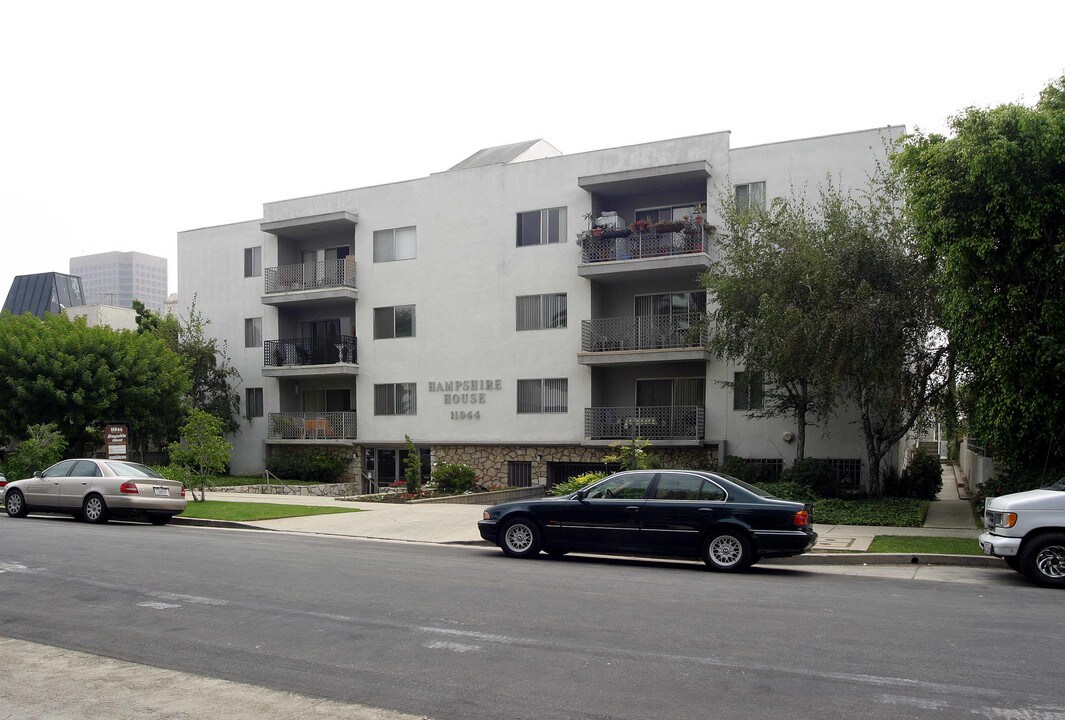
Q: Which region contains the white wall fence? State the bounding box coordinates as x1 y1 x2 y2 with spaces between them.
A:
959 438 996 491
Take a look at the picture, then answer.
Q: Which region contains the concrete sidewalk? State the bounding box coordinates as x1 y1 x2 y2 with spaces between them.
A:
174 489 992 566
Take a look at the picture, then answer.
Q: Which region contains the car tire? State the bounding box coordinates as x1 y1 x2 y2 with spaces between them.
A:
149 515 172 526
499 517 542 559
5 489 29 518
701 530 754 572
82 494 109 524
1019 532 1065 589
1003 555 1022 573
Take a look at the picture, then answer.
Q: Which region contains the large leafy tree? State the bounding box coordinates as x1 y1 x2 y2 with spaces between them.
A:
894 76 1065 468
134 297 241 434
0 312 189 456
704 194 841 460
704 178 951 488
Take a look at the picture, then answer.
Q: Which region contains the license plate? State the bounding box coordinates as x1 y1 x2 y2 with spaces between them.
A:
154 487 170 497
982 543 992 555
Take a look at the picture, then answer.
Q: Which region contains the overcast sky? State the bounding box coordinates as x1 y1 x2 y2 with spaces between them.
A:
1 0 1062 300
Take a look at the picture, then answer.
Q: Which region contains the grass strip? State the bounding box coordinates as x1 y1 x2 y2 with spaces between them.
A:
179 500 361 522
866 535 983 556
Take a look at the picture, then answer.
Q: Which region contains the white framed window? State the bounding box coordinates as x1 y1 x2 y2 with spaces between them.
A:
733 371 764 411
373 226 417 262
374 383 417 415
734 182 766 211
245 388 264 418
516 293 567 331
244 317 262 348
373 305 415 339
516 207 566 247
634 203 700 224
517 378 568 413
244 246 262 277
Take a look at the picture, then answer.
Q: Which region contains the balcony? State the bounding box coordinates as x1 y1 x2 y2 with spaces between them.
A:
578 227 711 281
262 337 358 378
267 411 357 442
261 259 357 306
580 315 709 365
584 406 705 443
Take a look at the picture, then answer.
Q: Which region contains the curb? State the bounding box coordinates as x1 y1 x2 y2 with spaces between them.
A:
764 552 1004 568
170 518 1002 567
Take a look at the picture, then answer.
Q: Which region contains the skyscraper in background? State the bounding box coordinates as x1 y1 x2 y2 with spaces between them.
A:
69 251 168 312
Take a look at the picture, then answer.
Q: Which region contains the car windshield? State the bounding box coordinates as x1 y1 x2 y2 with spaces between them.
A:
714 472 776 499
103 461 164 479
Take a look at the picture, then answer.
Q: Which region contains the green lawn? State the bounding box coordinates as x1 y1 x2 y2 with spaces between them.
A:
198 476 335 488
179 501 362 521
866 535 983 556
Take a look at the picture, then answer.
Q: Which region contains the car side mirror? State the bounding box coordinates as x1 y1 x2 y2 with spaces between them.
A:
33 470 44 478
575 489 588 501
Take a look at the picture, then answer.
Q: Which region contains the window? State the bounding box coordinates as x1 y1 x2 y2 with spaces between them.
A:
584 472 655 500
653 473 726 501
245 388 264 418
734 182 766 211
516 293 567 331
634 291 706 317
374 383 417 415
373 226 416 262
516 207 566 247
634 203 699 224
373 305 415 339
635 378 705 407
734 371 764 411
244 317 262 348
508 461 533 488
244 247 262 277
517 378 568 413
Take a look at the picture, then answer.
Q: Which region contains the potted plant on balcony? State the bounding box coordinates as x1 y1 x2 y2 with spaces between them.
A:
654 219 684 234
630 218 654 234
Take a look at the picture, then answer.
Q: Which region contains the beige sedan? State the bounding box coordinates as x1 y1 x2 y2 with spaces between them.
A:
3 458 186 525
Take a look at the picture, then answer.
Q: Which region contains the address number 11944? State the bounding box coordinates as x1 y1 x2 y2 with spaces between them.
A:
450 411 481 420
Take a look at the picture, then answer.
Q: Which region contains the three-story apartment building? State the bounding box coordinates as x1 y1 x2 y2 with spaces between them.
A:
178 127 903 491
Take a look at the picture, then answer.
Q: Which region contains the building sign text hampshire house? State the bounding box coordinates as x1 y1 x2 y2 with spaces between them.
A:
428 379 502 420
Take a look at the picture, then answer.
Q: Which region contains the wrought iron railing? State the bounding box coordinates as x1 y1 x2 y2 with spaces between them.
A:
581 315 707 352
267 412 357 440
264 336 357 367
584 406 705 441
581 227 710 264
264 258 357 293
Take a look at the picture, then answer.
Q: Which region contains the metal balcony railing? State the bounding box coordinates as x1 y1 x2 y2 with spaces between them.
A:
264 258 357 293
581 315 707 352
584 406 705 441
581 227 709 264
267 411 357 440
264 336 357 367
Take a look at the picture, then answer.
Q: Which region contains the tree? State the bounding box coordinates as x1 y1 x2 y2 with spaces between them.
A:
894 76 1065 469
5 423 67 480
702 177 950 490
703 193 842 460
0 312 189 456
403 434 422 494
168 408 232 501
136 297 241 435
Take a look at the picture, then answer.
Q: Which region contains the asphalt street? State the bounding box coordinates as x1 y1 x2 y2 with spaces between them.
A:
1 516 1061 720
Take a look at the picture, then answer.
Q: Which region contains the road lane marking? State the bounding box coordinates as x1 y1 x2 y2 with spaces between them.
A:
424 640 481 653
138 601 182 609
149 591 227 606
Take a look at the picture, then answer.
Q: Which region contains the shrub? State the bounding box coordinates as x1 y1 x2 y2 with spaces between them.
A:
898 449 942 500
549 471 607 496
433 462 476 494
266 452 348 483
972 463 1063 515
719 456 779 486
812 497 929 527
403 435 421 494
756 481 819 503
6 423 68 480
152 464 194 489
780 458 838 499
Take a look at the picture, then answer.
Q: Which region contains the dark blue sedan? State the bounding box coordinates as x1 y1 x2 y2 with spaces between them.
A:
478 470 816 571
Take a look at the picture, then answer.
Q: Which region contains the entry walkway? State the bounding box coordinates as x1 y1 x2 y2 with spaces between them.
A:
923 463 978 530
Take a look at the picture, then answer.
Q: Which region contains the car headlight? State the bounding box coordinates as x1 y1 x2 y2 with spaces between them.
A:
989 511 1017 528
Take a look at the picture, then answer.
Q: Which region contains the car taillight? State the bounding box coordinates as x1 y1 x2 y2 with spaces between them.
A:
180 486 186 498
793 509 811 527
0 479 7 487
119 481 139 494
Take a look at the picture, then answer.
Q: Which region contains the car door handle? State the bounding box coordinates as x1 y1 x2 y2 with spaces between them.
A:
698 507 714 513
625 506 640 513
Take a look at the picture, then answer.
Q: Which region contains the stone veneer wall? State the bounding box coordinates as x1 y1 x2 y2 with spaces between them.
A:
428 444 720 484
267 445 362 485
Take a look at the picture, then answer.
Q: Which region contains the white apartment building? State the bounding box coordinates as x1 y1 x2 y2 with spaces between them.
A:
70 251 169 312
178 127 904 491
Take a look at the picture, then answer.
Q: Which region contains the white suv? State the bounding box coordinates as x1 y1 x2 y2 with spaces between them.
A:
980 478 1065 588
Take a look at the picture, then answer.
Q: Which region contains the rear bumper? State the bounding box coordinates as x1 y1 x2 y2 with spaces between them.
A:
979 532 1021 557
106 495 187 515
752 529 818 558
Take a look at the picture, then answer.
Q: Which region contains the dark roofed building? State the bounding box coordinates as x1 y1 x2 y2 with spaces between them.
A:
3 272 87 318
